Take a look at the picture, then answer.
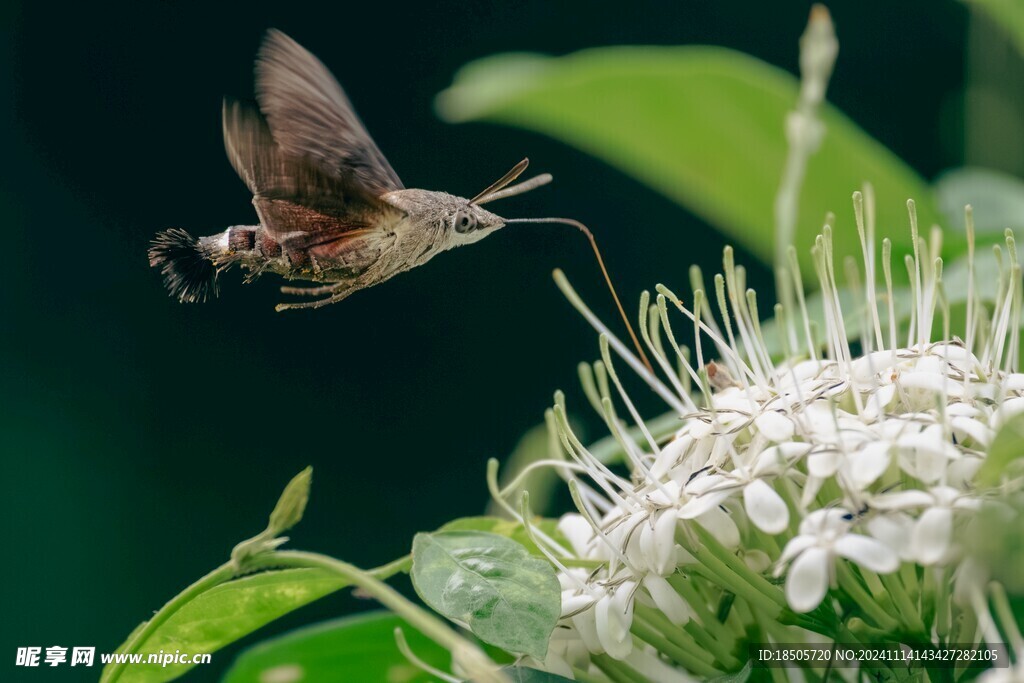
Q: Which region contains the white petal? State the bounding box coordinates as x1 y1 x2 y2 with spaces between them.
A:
947 457 982 489
561 592 596 618
808 450 841 478
743 479 789 534
696 507 740 549
755 410 795 443
799 508 852 536
595 592 633 660
995 397 1024 429
643 573 691 625
911 507 953 565
786 547 830 613
779 534 818 565
744 549 772 573
851 350 899 383
950 416 993 448
862 384 897 419
871 489 935 510
952 557 989 608
684 473 730 496
897 429 956 484
677 488 733 520
846 442 891 490
650 435 692 480
571 599 604 653
650 510 679 575
622 517 649 572
801 475 824 509
557 514 594 556
866 513 915 561
833 534 899 573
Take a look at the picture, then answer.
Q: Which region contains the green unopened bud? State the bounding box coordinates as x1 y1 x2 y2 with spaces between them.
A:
268 466 313 537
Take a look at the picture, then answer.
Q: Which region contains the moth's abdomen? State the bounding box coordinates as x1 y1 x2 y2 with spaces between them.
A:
149 225 271 303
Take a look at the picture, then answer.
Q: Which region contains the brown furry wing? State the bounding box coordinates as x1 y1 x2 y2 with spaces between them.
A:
222 99 400 251
255 29 404 197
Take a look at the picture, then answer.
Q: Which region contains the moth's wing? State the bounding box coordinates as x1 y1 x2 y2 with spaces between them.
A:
222 98 399 251
255 29 404 198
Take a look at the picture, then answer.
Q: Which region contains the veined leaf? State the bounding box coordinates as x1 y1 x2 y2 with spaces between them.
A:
411 530 560 660
222 611 448 683
101 569 347 683
440 516 569 557
437 47 942 276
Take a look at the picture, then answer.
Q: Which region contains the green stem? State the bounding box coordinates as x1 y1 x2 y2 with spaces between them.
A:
257 550 503 680
668 574 737 645
102 562 236 683
991 582 1024 654
879 571 926 636
693 525 789 610
687 542 780 615
684 621 742 670
592 653 646 683
632 612 722 677
636 603 734 670
836 563 900 633
571 667 607 683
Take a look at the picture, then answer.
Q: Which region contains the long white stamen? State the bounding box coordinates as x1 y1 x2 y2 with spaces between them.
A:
554 270 688 415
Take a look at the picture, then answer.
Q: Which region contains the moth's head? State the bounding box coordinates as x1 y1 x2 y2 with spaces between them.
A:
386 159 552 248
453 158 553 245
446 201 506 246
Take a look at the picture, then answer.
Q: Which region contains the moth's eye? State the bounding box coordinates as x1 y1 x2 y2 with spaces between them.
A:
454 210 476 234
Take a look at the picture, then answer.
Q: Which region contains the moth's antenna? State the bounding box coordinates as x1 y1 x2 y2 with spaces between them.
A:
471 158 530 204
476 174 552 204
506 217 654 373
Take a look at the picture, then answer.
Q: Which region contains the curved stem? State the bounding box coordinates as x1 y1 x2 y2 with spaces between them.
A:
254 550 506 682
103 552 414 683
102 562 235 683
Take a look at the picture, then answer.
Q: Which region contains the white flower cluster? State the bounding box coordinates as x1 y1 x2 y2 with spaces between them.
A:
514 199 1023 680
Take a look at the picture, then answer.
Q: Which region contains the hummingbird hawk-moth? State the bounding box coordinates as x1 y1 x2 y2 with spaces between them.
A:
149 29 555 311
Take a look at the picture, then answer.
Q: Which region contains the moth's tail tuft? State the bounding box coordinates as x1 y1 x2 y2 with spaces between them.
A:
149 228 220 303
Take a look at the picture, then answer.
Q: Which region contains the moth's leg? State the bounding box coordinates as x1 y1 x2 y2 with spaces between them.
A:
275 287 355 312
279 282 343 297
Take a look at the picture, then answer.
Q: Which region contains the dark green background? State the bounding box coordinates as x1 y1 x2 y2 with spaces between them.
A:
2 1 969 680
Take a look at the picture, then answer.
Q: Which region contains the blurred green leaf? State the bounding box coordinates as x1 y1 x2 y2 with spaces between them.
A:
222 611 448 683
437 48 941 276
975 413 1024 487
102 569 347 683
936 167 1024 234
411 530 560 660
965 0 1024 56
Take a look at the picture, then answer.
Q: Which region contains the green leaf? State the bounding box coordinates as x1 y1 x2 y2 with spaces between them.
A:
411 530 561 660
439 516 568 557
975 412 1024 487
936 167 1024 234
500 667 575 682
222 611 448 683
101 569 347 683
965 0 1024 56
437 48 941 276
